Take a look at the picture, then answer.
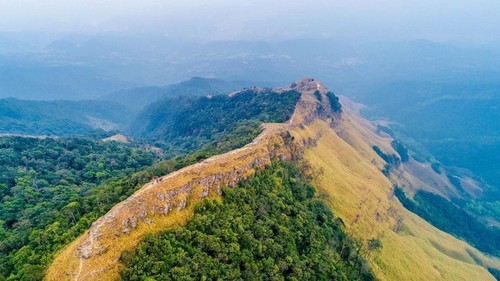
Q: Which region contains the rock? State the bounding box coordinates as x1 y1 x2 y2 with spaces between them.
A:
131 217 138 229
156 192 165 201
200 187 209 198
177 199 187 210
163 203 171 215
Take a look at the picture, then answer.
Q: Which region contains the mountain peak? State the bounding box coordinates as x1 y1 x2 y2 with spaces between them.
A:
292 77 328 93
274 77 328 95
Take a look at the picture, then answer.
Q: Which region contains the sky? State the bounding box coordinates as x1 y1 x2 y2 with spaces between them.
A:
1 0 500 43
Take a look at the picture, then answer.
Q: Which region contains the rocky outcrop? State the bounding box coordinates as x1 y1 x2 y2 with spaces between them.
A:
74 128 296 261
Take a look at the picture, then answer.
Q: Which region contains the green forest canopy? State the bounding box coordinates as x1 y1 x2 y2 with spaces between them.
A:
121 161 374 281
129 89 301 156
394 186 499 256
0 137 156 280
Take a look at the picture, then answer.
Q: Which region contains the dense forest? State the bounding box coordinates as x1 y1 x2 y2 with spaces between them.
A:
121 161 375 280
0 131 275 280
326 91 342 113
129 89 301 156
372 146 400 167
390 140 409 162
394 187 499 256
372 145 400 176
0 137 158 280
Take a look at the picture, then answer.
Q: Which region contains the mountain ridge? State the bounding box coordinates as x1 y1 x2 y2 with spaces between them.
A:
46 78 499 281
46 78 335 280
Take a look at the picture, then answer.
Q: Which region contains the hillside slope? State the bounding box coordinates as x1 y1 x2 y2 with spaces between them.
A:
100 77 263 110
294 109 498 280
0 98 133 136
357 81 500 191
46 78 499 281
128 88 301 155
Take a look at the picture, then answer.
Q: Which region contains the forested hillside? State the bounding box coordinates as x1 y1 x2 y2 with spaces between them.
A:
129 89 301 156
0 98 134 136
120 161 374 281
101 77 261 110
394 187 499 256
0 137 156 280
0 87 301 281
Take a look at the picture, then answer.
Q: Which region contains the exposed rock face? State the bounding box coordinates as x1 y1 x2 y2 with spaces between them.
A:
75 128 295 261
47 78 333 281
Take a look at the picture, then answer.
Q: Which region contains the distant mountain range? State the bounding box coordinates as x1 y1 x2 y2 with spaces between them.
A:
0 98 133 136
0 77 264 136
358 80 500 193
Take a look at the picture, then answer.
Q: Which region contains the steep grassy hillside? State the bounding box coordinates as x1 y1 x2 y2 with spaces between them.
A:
394 187 499 256
0 98 134 136
295 105 499 280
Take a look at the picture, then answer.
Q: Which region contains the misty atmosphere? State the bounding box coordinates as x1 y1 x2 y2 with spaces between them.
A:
0 1 499 280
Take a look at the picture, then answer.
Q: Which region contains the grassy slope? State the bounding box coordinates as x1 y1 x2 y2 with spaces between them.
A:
295 114 499 280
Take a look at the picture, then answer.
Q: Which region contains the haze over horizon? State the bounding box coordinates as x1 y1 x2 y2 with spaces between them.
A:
1 0 500 44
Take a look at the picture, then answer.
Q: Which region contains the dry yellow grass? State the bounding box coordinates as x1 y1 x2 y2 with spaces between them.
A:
297 109 500 280
101 134 130 143
47 203 197 281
